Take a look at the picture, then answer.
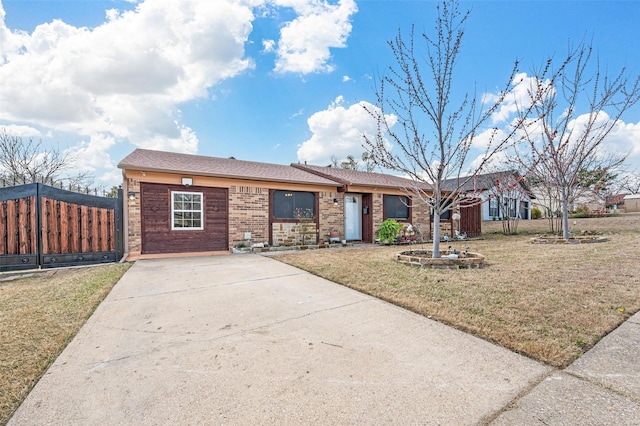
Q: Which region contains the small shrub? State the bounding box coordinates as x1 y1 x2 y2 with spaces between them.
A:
575 204 591 217
531 207 542 219
377 219 401 244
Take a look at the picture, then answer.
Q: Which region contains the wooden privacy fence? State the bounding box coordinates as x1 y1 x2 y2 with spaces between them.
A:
0 183 124 272
429 198 482 239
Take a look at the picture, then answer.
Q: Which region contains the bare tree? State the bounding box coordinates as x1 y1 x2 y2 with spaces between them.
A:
529 175 564 233
363 0 546 257
330 153 376 171
620 171 640 194
479 170 532 235
0 129 94 188
0 129 69 183
513 42 640 239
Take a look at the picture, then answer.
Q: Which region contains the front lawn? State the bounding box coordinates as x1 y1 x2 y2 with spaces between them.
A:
272 214 640 368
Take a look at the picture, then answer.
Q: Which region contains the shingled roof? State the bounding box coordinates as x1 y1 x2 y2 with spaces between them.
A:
291 163 432 191
441 171 535 197
118 149 339 186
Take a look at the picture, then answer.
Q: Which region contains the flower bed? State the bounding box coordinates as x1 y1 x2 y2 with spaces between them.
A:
395 250 485 269
529 235 609 244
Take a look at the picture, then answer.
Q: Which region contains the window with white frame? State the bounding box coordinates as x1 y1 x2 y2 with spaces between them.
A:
171 191 204 230
489 198 499 217
509 199 517 218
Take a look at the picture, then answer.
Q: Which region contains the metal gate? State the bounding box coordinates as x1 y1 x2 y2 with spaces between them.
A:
0 183 124 272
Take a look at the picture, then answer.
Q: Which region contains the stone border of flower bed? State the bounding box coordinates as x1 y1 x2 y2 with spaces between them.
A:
529 236 609 244
395 250 485 269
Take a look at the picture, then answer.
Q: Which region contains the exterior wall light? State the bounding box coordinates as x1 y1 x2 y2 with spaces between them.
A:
333 198 339 206
128 191 136 200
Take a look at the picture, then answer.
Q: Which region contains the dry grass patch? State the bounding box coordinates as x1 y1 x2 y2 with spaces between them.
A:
273 214 640 368
0 263 130 425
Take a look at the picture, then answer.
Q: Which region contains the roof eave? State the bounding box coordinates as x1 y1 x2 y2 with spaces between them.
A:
118 164 337 186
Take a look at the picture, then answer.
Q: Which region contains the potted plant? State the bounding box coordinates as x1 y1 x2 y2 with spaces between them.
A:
377 219 401 245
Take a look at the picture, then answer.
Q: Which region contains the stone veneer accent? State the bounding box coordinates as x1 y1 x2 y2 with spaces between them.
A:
272 221 318 246
228 185 269 248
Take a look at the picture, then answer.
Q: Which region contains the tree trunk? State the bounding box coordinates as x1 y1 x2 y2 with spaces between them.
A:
432 213 441 258
561 197 570 240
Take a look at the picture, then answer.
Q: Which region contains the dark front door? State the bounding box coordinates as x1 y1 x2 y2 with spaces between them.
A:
362 193 373 243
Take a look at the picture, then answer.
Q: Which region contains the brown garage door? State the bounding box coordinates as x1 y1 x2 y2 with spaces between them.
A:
141 183 228 254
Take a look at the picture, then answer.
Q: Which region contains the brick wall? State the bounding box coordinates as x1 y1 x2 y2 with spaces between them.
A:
372 193 384 237
369 192 432 240
228 185 269 248
126 178 141 256
412 199 432 239
318 191 344 243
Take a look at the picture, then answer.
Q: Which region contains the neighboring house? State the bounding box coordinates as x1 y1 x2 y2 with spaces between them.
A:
623 194 640 213
605 193 629 212
118 149 438 259
443 171 535 221
570 193 605 213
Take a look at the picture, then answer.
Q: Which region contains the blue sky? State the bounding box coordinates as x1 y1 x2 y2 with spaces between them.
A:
1 0 639 188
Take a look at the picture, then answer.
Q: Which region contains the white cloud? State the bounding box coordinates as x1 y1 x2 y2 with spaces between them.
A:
289 108 304 119
70 134 117 173
272 0 357 74
593 117 640 162
467 150 514 176
0 0 360 185
297 96 396 165
342 75 351 82
0 0 256 163
470 127 509 151
486 73 555 125
262 39 276 53
1 124 41 137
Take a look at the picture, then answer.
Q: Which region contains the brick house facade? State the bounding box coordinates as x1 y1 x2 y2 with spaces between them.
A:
118 149 434 259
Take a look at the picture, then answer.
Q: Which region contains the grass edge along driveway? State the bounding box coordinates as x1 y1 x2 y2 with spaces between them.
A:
0 263 131 425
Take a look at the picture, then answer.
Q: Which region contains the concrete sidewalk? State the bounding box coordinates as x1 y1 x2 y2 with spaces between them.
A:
8 255 639 425
491 309 640 424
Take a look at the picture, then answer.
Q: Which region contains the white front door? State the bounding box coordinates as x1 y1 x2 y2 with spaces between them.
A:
344 194 362 241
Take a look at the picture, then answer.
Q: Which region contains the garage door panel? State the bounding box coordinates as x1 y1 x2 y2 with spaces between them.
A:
141 183 228 254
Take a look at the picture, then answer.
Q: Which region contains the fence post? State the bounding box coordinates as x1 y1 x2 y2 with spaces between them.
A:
35 183 43 269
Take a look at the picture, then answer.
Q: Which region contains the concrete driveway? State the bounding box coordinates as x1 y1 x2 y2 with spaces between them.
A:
5 254 569 424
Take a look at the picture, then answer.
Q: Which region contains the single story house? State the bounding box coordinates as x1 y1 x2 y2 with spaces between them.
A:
606 193 629 212
118 149 444 259
623 194 640 213
442 171 535 221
